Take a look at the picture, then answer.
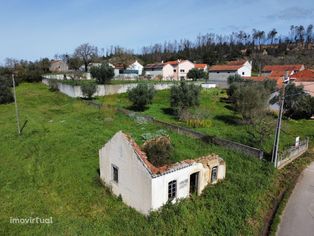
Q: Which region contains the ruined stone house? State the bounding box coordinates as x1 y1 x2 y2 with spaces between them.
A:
99 131 226 215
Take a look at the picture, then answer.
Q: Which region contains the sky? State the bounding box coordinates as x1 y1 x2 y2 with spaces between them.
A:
0 0 313 64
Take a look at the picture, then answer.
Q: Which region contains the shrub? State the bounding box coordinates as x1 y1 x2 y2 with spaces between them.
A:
231 82 269 123
48 80 59 92
0 76 14 104
187 68 206 81
81 83 97 99
227 74 244 85
90 63 114 84
170 82 201 115
127 83 155 111
142 136 173 167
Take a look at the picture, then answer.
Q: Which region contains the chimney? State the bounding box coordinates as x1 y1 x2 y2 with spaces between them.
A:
161 60 164 63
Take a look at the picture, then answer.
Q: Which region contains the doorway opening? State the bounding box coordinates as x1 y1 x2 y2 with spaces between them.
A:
190 172 199 194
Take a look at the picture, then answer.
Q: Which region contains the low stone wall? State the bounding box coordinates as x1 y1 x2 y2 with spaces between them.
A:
118 108 264 159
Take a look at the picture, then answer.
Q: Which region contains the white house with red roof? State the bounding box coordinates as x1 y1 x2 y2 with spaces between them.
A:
99 131 226 215
208 60 252 82
165 59 195 80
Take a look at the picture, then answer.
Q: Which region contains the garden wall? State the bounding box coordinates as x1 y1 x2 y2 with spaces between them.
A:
42 79 178 97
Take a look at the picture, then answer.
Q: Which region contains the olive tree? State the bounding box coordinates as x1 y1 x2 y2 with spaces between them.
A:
127 83 155 111
0 76 14 104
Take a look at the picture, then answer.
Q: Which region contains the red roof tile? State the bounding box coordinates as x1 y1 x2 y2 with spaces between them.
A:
262 64 304 72
290 69 314 82
195 64 207 69
209 65 242 71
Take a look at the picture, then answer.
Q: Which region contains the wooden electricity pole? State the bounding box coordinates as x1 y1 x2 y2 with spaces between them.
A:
12 74 21 135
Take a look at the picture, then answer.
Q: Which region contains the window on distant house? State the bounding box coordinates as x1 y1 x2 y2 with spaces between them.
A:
173 69 176 72
112 165 119 183
242 72 245 75
168 180 177 200
180 69 185 72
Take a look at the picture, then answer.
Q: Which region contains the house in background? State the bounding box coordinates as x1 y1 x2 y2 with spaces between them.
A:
194 63 208 72
208 60 252 82
144 63 174 80
261 64 304 76
99 131 226 215
166 60 195 80
111 60 144 79
290 69 314 96
49 60 69 72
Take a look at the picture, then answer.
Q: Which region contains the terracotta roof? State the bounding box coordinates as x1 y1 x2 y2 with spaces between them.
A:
226 59 246 66
209 65 242 71
144 63 165 70
244 76 283 88
166 60 180 66
195 64 207 69
290 69 314 82
262 64 304 72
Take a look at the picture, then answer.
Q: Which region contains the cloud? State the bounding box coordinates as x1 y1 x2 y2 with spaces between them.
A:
269 7 314 20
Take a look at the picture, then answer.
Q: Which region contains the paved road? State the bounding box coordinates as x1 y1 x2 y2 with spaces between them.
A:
277 162 314 236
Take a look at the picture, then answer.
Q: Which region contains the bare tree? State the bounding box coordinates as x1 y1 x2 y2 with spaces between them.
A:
74 43 98 72
267 28 278 45
306 24 313 48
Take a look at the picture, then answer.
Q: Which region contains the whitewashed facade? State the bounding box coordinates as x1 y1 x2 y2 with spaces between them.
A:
99 131 226 215
208 60 252 82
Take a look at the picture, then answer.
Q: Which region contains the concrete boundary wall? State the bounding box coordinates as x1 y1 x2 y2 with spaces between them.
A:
42 79 205 97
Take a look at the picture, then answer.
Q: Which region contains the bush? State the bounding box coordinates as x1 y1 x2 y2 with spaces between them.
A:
142 136 173 167
227 74 244 85
81 83 97 99
48 80 59 92
187 68 206 81
170 82 201 115
0 76 14 104
231 82 269 123
127 83 155 111
90 63 114 84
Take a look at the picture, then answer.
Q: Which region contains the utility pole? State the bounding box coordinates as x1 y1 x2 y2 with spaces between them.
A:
271 72 288 168
12 73 21 135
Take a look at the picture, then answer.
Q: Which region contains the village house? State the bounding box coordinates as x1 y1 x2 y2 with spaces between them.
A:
99 131 226 215
166 59 195 80
290 69 314 96
110 60 144 78
261 64 304 76
49 60 69 72
208 60 252 82
144 63 174 80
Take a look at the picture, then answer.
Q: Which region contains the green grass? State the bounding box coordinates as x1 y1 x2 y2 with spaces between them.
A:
0 83 313 235
98 89 314 154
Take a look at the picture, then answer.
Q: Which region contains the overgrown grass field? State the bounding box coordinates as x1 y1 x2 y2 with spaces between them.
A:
99 88 314 154
0 83 313 235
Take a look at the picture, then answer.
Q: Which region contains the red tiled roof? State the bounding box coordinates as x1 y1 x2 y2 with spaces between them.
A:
195 64 207 69
209 65 242 71
208 60 247 71
244 76 284 88
262 64 304 72
166 60 179 65
226 59 246 65
290 69 314 82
